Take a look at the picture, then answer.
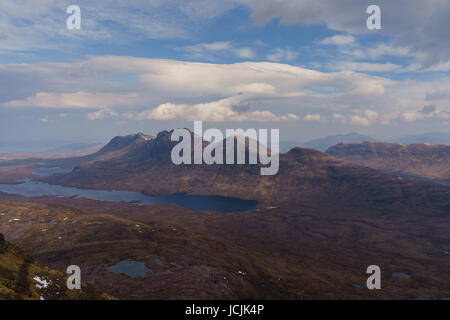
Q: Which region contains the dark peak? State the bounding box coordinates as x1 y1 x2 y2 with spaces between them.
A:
156 130 171 140
118 132 153 140
136 132 152 138
155 128 202 143
286 147 327 160
129 132 154 142
97 133 153 155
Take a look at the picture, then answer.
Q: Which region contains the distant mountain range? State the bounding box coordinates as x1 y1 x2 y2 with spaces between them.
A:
299 133 375 152
45 143 102 154
326 141 450 182
42 130 450 216
0 141 101 155
281 132 450 153
392 132 450 145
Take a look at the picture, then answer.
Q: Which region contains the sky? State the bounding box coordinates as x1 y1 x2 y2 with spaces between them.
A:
0 0 450 150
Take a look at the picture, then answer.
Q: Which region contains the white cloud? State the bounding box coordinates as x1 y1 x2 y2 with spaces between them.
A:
1 57 395 118
1 0 449 72
333 113 347 124
304 114 321 121
239 0 450 68
425 60 450 72
402 104 449 122
350 110 379 126
107 57 393 98
133 95 296 122
0 0 199 53
3 56 450 126
349 44 412 60
266 48 299 62
87 109 119 120
319 39 417 73
3 92 142 109
184 41 256 60
333 62 405 73
280 113 300 121
234 47 257 59
318 35 356 47
350 115 370 126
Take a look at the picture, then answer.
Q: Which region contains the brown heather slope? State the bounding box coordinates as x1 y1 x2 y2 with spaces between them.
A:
0 232 112 300
0 201 258 299
42 131 450 217
326 141 450 182
0 196 449 300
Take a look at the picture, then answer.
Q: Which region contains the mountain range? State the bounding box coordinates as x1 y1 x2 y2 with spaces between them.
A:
327 141 450 182
41 131 450 216
299 133 375 152
279 131 450 154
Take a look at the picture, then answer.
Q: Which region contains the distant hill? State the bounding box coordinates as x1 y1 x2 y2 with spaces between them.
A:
392 132 450 145
0 140 102 157
279 141 302 153
45 143 102 154
301 133 375 152
326 141 450 182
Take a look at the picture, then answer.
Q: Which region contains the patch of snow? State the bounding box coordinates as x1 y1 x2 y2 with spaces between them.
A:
34 276 51 289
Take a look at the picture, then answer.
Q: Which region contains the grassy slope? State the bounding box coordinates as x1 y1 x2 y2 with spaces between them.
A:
0 199 449 300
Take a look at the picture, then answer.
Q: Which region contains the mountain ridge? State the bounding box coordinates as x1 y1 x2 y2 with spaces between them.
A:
326 141 450 182
41 130 450 217
301 133 375 152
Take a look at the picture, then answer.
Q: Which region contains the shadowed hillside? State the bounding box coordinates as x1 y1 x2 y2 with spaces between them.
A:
0 233 111 300
326 141 450 182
